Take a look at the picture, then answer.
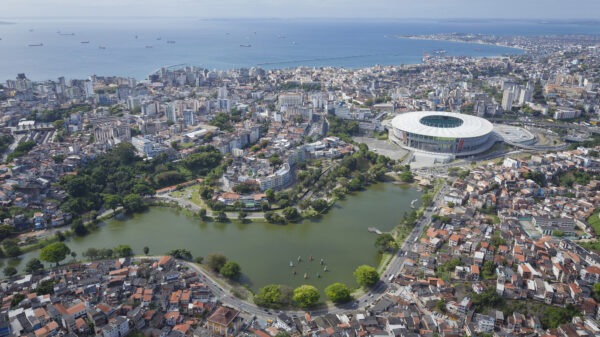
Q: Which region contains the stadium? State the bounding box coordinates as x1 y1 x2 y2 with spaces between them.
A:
390 111 495 157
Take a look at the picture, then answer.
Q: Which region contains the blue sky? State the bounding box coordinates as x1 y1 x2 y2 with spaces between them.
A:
2 0 599 19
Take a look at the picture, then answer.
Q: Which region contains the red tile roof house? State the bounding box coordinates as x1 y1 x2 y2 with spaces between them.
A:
206 306 241 336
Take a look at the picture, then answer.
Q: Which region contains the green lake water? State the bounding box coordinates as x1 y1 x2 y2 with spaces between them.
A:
3 183 420 291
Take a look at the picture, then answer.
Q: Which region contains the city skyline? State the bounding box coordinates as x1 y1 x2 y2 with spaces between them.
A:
2 0 600 19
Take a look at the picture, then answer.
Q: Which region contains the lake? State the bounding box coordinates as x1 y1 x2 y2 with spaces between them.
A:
3 183 420 291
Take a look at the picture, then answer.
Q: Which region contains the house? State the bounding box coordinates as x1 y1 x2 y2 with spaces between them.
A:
101 316 129 337
206 306 241 336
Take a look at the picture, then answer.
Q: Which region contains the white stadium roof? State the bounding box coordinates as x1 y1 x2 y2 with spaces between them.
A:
391 111 494 138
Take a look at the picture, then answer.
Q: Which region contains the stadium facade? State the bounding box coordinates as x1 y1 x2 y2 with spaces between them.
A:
390 111 495 156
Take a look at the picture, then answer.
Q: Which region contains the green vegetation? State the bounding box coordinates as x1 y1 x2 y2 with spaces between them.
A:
253 284 293 308
353 265 379 288
6 141 37 163
11 293 26 307
2 238 22 257
293 285 320 308
81 244 135 260
327 116 359 142
541 304 580 329
435 258 461 279
30 104 92 123
39 242 71 266
0 134 14 154
206 253 228 271
25 258 45 274
374 233 397 253
471 287 580 329
220 261 242 280
35 279 56 295
324 282 352 303
556 168 599 187
58 143 222 218
3 266 17 277
587 210 600 236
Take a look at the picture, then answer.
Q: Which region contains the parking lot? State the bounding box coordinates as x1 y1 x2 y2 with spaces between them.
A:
353 136 408 161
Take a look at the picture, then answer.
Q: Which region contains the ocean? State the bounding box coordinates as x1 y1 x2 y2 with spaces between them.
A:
0 18 598 81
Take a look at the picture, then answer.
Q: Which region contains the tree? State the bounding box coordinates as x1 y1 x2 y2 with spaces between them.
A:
220 261 241 280
143 246 149 255
215 211 228 222
324 283 352 303
375 233 397 253
206 253 228 271
25 258 45 274
354 265 379 288
113 244 133 257
399 170 414 183
293 285 320 308
3 266 17 277
122 194 144 213
71 218 88 236
265 188 275 201
36 279 56 295
40 242 71 266
238 211 248 222
71 252 77 260
103 194 122 212
10 293 25 307
282 207 300 222
168 249 193 261
434 299 447 313
2 239 22 257
83 247 99 260
482 261 496 279
194 256 204 264
254 284 293 308
311 199 328 212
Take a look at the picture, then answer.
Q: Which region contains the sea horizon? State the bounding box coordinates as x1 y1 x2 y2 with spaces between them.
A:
1 17 599 81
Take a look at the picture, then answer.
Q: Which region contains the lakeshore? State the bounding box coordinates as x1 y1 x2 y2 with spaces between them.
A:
1 183 421 291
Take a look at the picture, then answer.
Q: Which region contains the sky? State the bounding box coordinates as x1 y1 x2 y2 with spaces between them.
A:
2 0 600 19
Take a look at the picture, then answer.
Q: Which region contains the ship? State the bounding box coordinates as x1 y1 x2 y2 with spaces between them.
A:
156 37 162 40
145 46 153 49
166 40 176 44
239 44 252 47
99 46 106 50
410 199 418 209
28 43 43 47
80 41 90 44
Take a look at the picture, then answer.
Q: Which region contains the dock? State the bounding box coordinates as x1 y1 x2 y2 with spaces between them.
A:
368 227 383 235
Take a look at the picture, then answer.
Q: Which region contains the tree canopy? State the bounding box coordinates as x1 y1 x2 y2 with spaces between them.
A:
293 285 320 308
206 253 228 271
325 283 352 303
254 284 293 308
220 261 241 280
353 265 379 288
40 242 71 266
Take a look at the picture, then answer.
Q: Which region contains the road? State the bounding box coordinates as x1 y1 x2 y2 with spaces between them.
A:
155 194 268 219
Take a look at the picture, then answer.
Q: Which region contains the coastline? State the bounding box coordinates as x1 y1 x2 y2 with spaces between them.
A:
395 35 528 53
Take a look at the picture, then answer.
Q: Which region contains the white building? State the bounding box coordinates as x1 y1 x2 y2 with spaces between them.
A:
102 316 129 337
